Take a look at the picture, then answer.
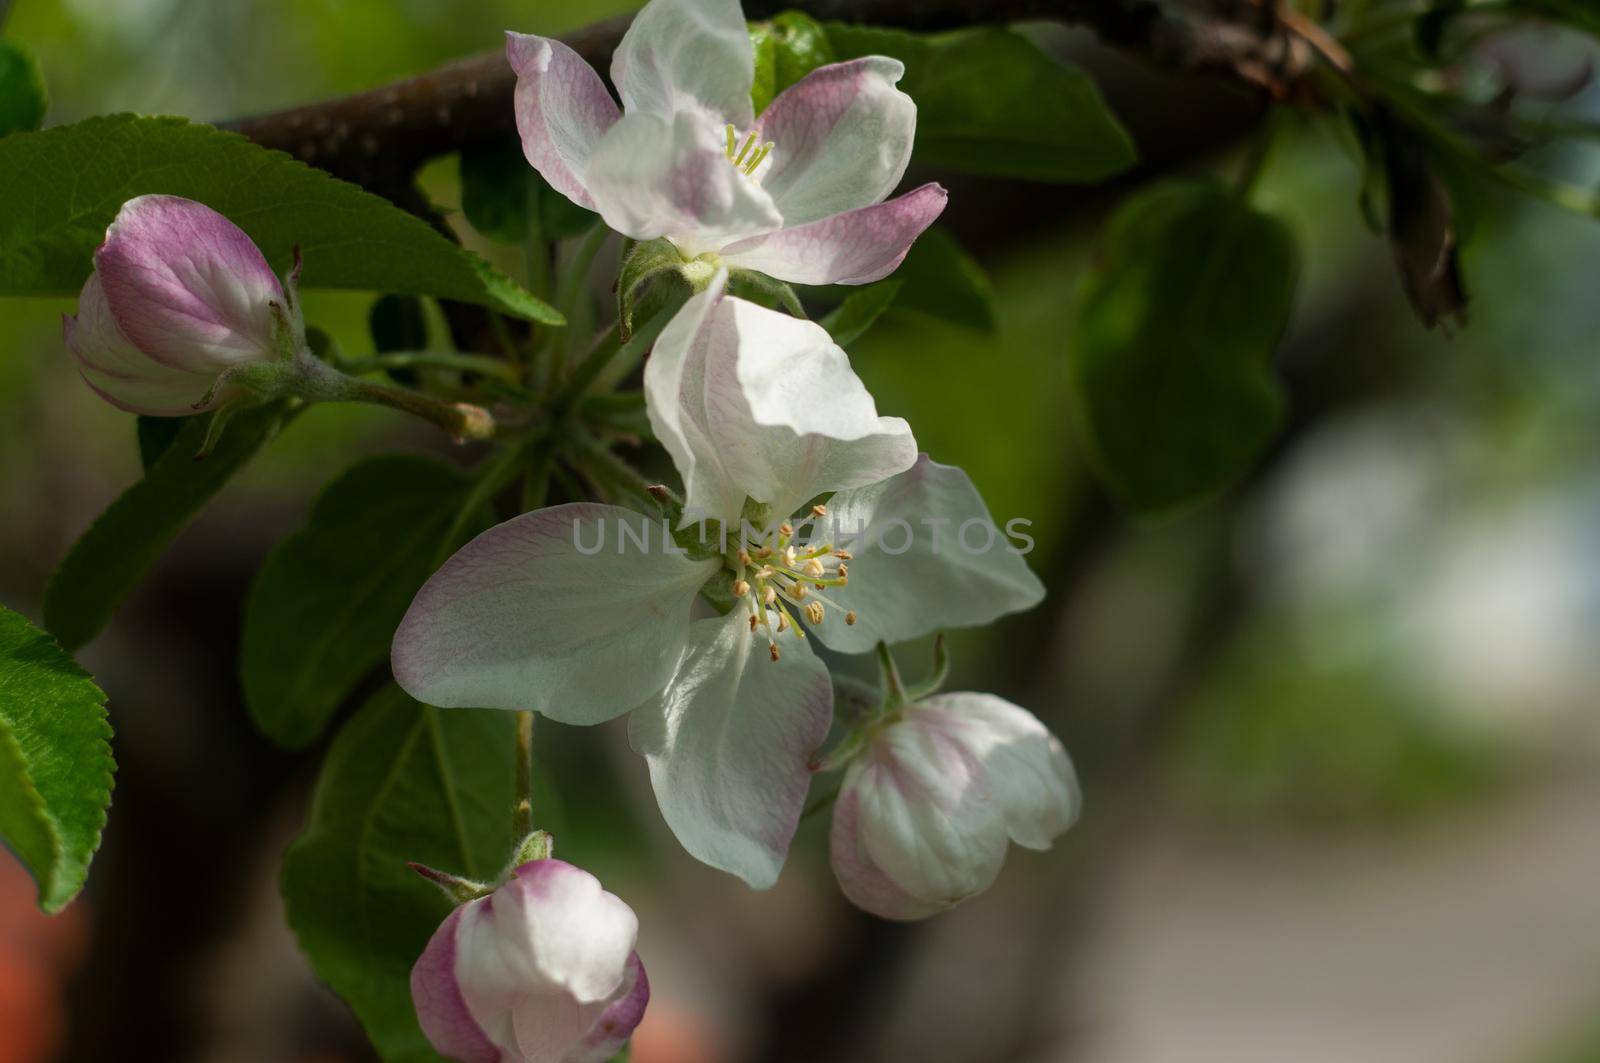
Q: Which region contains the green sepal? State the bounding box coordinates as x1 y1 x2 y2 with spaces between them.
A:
617 238 695 341
727 268 806 318
408 861 495 906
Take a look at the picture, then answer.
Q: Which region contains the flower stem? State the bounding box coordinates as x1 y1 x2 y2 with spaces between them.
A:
513 710 535 840
293 354 497 440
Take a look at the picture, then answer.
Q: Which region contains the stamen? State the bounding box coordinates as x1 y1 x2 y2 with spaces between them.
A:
770 643 781 662
846 611 857 626
732 579 751 598
762 585 777 606
749 614 759 631
743 142 773 175
804 601 825 625
803 558 825 578
811 503 828 518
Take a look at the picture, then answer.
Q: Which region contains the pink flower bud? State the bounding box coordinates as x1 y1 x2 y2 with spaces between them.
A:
830 693 1080 921
410 859 648 1063
63 195 287 416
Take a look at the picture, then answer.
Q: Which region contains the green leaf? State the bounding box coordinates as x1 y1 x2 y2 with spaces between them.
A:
0 115 561 323
0 39 47 138
821 279 902 347
460 138 597 244
892 226 996 331
283 687 515 1062
45 402 289 650
0 604 113 914
750 12 835 114
242 456 491 749
135 415 185 471
826 24 1135 183
1070 179 1295 514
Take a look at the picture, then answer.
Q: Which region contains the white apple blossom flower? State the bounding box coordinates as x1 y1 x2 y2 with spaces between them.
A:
830 692 1080 921
63 195 294 416
505 0 946 283
392 273 1042 889
410 859 647 1063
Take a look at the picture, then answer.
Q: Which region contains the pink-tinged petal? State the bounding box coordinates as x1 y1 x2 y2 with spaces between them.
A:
611 0 754 127
814 455 1046 655
65 273 219 415
755 57 917 226
446 859 642 1062
830 778 945 922
569 953 650 1063
506 32 620 211
629 608 833 889
391 503 718 725
411 905 500 1063
830 715 1007 921
917 693 1081 852
94 195 282 373
720 182 947 286
584 109 781 253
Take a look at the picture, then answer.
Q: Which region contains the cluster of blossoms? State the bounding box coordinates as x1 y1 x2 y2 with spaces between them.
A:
62 0 1078 1058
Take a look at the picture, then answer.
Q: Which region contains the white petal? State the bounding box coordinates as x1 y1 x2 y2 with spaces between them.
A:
832 714 1006 918
584 109 781 253
754 57 917 226
644 272 749 526
611 0 754 126
814 456 1045 654
918 693 1080 851
391 504 717 724
507 32 621 210
646 273 917 524
629 608 833 889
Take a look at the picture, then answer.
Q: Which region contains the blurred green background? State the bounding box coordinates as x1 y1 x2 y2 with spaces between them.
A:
2 1 1600 1062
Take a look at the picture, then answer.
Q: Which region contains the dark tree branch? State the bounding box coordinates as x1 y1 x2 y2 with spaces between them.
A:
221 0 1296 192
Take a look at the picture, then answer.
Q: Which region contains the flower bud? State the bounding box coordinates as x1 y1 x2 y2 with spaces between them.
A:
64 195 292 416
829 693 1080 921
411 859 648 1063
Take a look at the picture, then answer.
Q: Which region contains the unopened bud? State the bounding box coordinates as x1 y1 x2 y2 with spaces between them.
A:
411 860 647 1062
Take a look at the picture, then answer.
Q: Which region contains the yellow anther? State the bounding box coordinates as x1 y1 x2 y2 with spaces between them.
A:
804 601 825 625
783 545 798 568
763 585 777 606
738 549 752 567
779 521 794 538
811 503 827 518
790 583 808 600
757 565 776 580
732 579 751 598
845 611 857 626
753 546 772 559
775 610 789 633
835 549 853 561
804 558 825 578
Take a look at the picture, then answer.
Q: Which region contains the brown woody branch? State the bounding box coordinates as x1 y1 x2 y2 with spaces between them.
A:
221 0 1297 192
